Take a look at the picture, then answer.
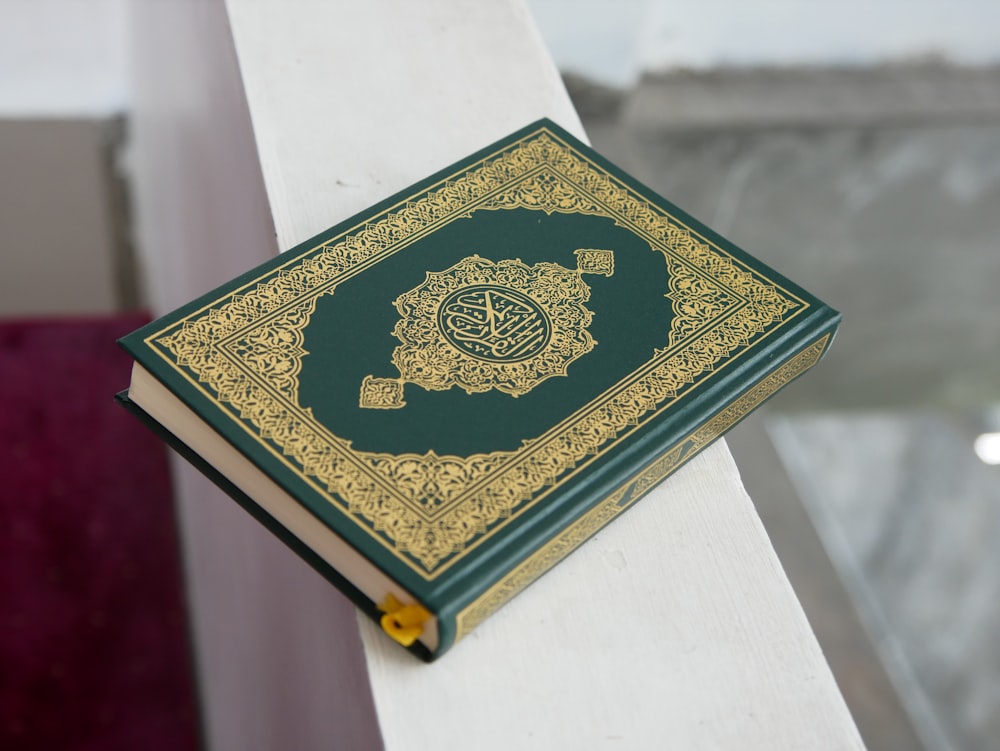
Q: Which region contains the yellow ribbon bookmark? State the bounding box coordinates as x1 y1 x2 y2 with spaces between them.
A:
377 594 431 647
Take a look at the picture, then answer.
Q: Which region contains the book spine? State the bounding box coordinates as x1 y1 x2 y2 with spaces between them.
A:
113 392 437 661
444 327 836 652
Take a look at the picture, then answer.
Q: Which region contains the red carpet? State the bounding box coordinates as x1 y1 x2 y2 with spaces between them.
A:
0 315 200 751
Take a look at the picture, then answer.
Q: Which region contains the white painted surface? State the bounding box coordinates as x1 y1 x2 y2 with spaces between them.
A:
224 0 862 747
225 0 582 251
0 0 129 116
362 447 865 751
133 0 863 747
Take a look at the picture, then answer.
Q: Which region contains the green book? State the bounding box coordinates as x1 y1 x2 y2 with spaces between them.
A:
117 119 839 660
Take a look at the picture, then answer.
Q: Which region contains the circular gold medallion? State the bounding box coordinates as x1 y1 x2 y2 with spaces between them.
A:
438 284 551 363
360 253 614 408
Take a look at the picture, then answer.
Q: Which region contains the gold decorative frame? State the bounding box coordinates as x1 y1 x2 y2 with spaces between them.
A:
455 335 831 640
361 251 615 407
147 127 805 578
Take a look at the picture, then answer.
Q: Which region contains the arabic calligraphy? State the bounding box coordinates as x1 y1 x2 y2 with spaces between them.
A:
438 285 550 363
359 253 615 409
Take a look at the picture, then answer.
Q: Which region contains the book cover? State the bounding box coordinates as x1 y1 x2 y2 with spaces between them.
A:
118 119 839 660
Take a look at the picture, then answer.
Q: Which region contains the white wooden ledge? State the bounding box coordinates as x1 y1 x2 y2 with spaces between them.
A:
130 1 864 748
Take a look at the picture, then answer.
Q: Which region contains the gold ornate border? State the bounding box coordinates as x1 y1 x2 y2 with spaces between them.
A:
454 335 830 640
147 127 805 578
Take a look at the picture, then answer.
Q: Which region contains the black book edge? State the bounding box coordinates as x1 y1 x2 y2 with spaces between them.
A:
114 391 435 663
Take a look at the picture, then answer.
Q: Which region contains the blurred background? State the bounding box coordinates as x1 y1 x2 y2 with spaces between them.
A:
2 1 998 749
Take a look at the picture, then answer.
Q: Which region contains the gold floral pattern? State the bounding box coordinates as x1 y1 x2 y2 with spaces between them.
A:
362 253 614 406
359 376 406 409
454 335 830 639
573 248 615 277
148 127 806 577
215 298 318 398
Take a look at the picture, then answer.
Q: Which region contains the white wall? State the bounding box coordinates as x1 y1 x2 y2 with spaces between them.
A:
2 0 998 112
0 0 129 117
528 0 1000 87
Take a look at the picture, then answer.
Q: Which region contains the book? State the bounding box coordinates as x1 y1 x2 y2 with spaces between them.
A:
117 119 839 660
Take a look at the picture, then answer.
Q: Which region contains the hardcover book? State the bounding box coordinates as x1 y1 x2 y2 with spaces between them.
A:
117 119 839 660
